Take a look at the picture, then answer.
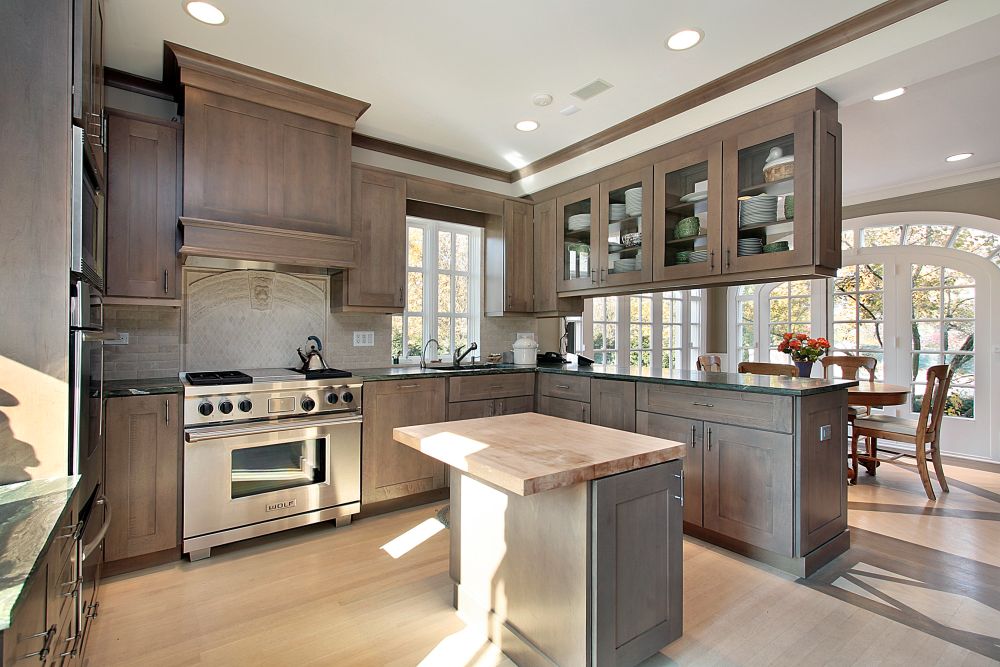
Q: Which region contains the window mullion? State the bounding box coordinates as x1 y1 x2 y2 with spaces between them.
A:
617 296 629 373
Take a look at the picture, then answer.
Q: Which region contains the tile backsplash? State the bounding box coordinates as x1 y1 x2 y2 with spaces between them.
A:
104 268 540 378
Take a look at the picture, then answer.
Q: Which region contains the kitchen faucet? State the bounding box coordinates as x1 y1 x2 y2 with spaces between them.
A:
420 339 439 369
453 342 478 367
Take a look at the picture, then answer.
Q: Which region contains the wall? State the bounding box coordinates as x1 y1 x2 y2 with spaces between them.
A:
104 306 182 380
0 1 72 483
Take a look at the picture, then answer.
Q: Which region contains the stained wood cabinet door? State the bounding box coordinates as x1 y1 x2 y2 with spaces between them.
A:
495 395 533 416
532 200 583 316
590 379 636 432
362 379 447 504
486 200 533 315
106 112 180 298
597 166 654 287
448 399 495 421
556 184 600 292
183 87 352 237
702 422 793 555
637 412 703 526
2 560 48 666
75 0 106 182
335 167 406 311
592 460 683 665
104 394 182 562
537 395 590 423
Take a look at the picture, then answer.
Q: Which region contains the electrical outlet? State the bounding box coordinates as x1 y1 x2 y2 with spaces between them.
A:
353 331 375 347
819 424 832 441
104 332 129 346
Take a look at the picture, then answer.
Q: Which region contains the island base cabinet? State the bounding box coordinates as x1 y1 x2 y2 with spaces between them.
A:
703 423 793 556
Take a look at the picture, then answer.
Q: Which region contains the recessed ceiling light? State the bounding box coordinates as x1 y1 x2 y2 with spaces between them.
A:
184 1 226 25
945 153 973 162
872 87 905 101
515 120 539 132
665 28 703 51
532 93 553 107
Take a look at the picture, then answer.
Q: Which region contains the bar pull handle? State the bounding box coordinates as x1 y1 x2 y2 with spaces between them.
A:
590 268 597 285
554 384 571 390
165 399 170 425
691 424 696 448
692 401 714 407
399 286 404 305
163 269 168 294
710 250 715 270
397 384 419 390
674 470 685 506
708 427 713 451
726 249 731 270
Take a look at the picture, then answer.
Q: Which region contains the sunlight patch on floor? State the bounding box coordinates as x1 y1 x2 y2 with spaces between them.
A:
416 624 512 667
381 517 446 559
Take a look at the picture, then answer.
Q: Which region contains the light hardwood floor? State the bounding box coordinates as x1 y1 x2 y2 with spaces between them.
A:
87 459 1000 666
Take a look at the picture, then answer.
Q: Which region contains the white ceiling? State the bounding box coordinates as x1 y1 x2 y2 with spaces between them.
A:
104 0 885 170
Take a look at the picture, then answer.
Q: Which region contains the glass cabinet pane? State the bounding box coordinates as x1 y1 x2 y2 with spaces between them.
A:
662 160 710 268
735 133 796 259
605 180 645 278
563 197 593 282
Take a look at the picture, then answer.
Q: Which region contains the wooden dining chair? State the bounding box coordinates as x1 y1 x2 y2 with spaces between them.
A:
823 354 877 417
737 361 799 377
696 354 722 372
851 365 953 500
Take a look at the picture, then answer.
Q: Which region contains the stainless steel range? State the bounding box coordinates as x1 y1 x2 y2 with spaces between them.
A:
182 367 362 560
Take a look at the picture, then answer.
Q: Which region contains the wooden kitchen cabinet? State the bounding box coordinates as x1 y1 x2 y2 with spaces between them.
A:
1 560 47 666
74 0 106 183
537 395 590 423
447 374 534 421
597 167 654 287
104 394 182 563
485 200 534 315
702 422 793 556
362 379 448 505
333 166 407 312
106 111 181 299
590 378 636 432
532 199 583 317
557 185 600 291
637 412 703 526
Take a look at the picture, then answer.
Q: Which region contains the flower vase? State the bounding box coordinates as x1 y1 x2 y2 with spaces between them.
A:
794 360 814 378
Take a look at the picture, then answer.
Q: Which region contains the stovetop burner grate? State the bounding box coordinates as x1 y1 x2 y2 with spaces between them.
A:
293 367 353 380
186 371 254 386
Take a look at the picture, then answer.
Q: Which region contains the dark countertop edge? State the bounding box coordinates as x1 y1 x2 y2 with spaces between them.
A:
352 365 857 396
0 476 81 631
103 377 183 398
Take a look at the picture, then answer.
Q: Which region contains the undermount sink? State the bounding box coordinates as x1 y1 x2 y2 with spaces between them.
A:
422 363 501 372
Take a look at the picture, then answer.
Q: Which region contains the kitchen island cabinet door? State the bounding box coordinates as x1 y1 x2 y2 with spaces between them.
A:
637 412 703 526
104 394 182 562
537 395 590 423
106 111 181 299
703 423 793 556
590 378 636 432
362 379 447 504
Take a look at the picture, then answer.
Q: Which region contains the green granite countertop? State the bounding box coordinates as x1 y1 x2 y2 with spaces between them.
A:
0 476 80 631
103 377 183 398
351 364 855 396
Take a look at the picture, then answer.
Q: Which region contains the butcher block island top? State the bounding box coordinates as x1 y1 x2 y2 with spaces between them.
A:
393 412 686 496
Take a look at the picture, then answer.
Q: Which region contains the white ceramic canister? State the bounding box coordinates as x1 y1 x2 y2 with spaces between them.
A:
512 335 539 366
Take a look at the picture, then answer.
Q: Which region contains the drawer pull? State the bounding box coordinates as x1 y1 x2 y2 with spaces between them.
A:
692 401 714 408
490 385 503 390
397 384 419 389
554 384 571 390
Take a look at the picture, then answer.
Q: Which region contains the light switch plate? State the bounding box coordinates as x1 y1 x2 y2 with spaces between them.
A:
819 424 832 441
353 331 375 347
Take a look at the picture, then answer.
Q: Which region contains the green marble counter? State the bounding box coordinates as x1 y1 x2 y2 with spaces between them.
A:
0 476 80 631
103 377 183 398
351 364 855 396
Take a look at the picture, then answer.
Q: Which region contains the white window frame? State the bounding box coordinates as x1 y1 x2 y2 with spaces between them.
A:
582 290 704 375
395 217 482 364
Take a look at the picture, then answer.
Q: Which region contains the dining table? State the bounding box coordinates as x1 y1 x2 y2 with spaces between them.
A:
846 381 911 482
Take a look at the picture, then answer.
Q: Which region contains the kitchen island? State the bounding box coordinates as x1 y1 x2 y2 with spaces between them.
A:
395 412 687 667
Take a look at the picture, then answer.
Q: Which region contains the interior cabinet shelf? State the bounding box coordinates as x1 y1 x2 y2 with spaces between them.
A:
737 219 795 232
664 201 701 214
738 174 795 196
665 233 707 245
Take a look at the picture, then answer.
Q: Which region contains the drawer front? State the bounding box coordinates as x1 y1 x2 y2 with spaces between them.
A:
636 383 792 433
448 372 534 402
538 373 591 402
537 395 590 423
367 377 443 398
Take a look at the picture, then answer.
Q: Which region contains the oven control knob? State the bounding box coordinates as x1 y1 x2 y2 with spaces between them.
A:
218 400 234 415
326 392 339 405
341 391 354 404
301 397 316 412
198 402 214 417
238 399 253 413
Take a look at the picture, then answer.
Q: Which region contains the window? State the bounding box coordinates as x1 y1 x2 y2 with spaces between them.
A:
910 265 975 418
733 285 756 364
832 263 885 379
392 218 481 363
766 280 814 363
584 290 703 374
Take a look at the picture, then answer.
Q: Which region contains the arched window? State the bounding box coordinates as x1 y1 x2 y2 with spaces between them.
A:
728 212 1000 461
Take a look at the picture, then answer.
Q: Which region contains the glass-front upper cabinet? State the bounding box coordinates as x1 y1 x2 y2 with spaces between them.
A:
653 143 722 281
557 184 600 291
598 167 653 287
723 112 814 273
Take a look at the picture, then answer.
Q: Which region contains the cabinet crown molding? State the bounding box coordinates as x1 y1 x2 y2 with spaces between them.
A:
164 41 370 127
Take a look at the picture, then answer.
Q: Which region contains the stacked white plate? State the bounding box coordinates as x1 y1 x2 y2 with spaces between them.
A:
567 213 591 231
624 187 643 217
609 203 627 221
737 238 763 256
679 191 708 204
693 236 708 249
688 250 708 263
739 195 778 227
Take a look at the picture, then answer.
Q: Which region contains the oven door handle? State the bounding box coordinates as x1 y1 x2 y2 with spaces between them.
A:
82 496 109 560
185 415 363 443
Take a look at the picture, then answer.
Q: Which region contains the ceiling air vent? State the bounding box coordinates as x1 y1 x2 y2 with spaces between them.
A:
571 79 613 101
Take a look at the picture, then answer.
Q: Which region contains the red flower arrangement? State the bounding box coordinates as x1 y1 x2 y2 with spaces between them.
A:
777 332 830 362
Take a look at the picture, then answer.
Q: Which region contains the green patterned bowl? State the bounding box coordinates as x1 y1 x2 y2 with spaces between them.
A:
763 241 790 253
675 216 701 239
